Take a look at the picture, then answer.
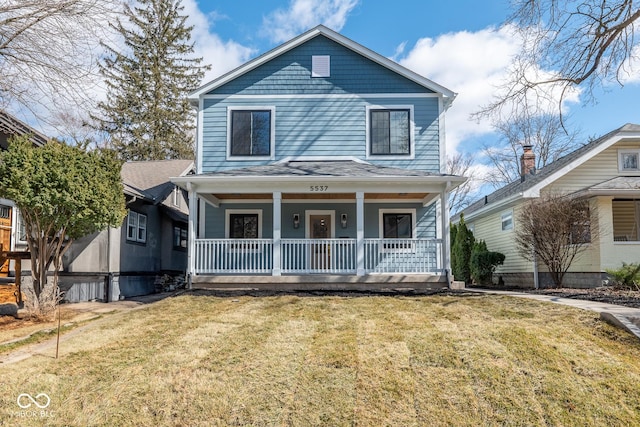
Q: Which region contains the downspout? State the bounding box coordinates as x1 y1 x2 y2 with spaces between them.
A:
533 247 539 289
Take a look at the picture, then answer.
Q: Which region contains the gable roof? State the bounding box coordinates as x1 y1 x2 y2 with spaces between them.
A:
189 25 456 106
455 123 640 221
0 110 48 148
121 159 193 204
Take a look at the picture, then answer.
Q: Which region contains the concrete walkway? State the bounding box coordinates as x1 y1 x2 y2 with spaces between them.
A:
468 288 640 340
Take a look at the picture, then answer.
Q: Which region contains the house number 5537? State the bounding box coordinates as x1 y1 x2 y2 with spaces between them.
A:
310 185 328 192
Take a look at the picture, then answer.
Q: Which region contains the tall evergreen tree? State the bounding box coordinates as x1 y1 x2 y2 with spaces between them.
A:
95 0 209 160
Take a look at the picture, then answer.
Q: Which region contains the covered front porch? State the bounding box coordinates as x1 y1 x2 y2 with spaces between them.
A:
173 160 464 284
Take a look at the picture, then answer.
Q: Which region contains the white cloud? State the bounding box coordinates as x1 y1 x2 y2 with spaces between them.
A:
182 0 255 83
261 0 359 43
397 26 581 155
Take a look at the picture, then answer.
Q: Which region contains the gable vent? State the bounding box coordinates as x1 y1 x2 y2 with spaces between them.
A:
312 55 330 77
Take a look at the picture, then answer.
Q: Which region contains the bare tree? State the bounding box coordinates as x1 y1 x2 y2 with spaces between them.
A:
446 152 474 213
0 0 121 122
476 1 640 121
483 111 581 188
515 193 597 287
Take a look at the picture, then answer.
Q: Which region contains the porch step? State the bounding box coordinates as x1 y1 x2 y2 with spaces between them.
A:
191 274 449 291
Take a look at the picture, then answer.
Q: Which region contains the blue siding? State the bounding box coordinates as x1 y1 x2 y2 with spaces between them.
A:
204 202 435 239
201 95 440 172
212 35 433 95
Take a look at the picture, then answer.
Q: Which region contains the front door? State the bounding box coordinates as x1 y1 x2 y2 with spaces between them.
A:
0 206 11 276
309 213 332 270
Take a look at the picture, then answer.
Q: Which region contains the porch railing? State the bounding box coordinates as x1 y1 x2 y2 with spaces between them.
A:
193 238 443 275
194 239 273 274
281 238 356 274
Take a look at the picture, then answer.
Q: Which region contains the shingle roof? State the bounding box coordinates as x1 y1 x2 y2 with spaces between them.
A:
456 123 640 219
121 159 193 203
0 110 48 147
201 160 455 179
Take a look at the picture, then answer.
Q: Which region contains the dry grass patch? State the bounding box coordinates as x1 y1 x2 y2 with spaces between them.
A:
1 293 640 426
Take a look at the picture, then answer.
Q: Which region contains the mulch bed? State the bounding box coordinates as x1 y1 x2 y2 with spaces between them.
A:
474 286 640 309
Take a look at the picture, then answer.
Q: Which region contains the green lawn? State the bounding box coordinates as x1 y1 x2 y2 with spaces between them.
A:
1 292 639 426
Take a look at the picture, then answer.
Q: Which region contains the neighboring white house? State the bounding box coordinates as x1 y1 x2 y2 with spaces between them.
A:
454 124 640 288
172 25 465 288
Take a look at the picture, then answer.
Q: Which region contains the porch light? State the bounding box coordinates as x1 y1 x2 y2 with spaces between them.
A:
293 213 300 229
341 213 348 228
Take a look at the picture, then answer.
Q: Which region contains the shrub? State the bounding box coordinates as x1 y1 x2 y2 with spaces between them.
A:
470 240 505 285
451 214 474 283
606 263 640 291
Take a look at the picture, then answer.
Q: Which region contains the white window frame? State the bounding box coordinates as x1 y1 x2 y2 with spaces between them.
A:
501 210 514 232
127 211 147 243
365 104 415 160
618 149 640 172
378 208 417 253
16 209 27 244
226 106 276 161
172 187 181 207
311 55 331 77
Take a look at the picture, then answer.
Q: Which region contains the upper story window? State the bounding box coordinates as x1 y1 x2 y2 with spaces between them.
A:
501 210 513 231
618 149 640 172
366 105 414 159
127 211 147 244
227 107 275 160
312 55 330 77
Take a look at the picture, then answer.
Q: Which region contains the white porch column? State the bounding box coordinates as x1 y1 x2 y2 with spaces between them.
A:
272 191 282 276
187 183 198 288
356 191 365 276
440 189 451 283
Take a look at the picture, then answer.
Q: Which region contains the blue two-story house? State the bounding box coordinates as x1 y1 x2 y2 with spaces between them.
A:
173 26 464 288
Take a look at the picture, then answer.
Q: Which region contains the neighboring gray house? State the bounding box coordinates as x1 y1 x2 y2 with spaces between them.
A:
61 159 193 301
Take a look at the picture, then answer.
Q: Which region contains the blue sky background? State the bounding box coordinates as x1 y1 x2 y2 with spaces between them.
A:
183 0 640 194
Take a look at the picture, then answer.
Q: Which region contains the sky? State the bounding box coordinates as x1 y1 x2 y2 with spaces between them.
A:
180 0 640 197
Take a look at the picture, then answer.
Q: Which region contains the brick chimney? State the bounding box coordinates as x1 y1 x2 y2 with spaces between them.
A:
520 144 536 180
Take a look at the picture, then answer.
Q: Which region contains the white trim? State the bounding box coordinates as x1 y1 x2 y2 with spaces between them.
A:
197 98 203 173
618 149 640 173
378 208 417 239
202 93 442 100
305 210 336 238
226 106 276 161
365 104 415 160
225 209 263 238
275 155 370 164
501 210 514 232
213 198 426 204
438 95 446 173
189 25 455 101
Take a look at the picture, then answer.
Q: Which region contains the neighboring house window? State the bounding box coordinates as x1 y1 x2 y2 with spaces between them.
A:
366 105 414 158
570 208 591 244
16 211 27 243
173 223 187 249
227 107 275 160
618 150 640 172
501 211 513 231
612 199 640 241
172 187 181 207
225 209 262 239
312 55 330 77
127 211 147 243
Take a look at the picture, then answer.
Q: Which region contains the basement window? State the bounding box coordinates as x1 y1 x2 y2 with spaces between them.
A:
312 55 330 77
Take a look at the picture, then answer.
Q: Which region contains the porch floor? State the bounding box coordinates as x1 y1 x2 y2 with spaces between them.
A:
191 274 449 291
